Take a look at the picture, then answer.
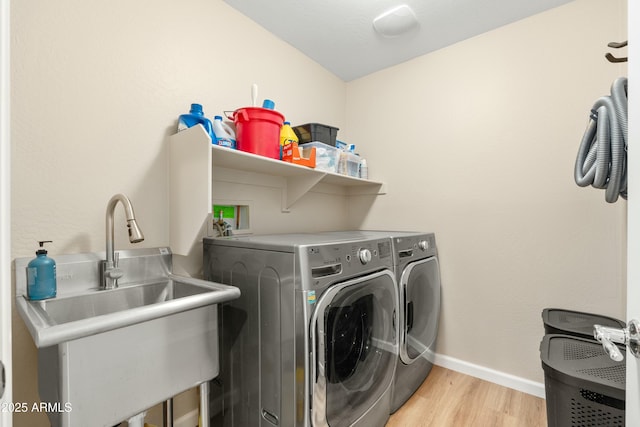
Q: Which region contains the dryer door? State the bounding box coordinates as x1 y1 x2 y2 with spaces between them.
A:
311 270 397 427
399 257 441 365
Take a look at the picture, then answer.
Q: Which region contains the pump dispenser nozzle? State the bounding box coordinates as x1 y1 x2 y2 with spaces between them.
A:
36 240 53 254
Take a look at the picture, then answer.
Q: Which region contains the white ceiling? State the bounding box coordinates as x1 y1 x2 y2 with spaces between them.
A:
224 0 575 81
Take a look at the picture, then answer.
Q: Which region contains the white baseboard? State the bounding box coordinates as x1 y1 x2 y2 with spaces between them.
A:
434 353 546 399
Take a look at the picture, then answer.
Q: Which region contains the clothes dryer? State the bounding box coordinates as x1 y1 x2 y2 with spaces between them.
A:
320 231 441 413
203 233 398 427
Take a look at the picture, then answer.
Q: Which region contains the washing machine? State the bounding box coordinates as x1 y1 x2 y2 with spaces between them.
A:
320 231 441 413
203 233 398 427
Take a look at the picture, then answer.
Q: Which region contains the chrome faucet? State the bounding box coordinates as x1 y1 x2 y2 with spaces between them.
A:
101 194 145 290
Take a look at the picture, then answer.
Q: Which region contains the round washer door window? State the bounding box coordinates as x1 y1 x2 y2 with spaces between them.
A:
311 270 397 427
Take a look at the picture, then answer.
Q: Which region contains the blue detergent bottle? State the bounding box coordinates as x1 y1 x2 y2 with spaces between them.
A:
26 240 57 300
178 103 216 142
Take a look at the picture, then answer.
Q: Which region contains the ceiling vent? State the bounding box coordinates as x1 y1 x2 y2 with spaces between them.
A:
372 4 419 38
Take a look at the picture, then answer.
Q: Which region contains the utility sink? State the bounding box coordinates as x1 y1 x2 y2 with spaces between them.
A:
14 247 240 427
31 277 221 326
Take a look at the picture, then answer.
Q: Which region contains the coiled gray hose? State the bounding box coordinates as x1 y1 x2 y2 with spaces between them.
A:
574 77 628 203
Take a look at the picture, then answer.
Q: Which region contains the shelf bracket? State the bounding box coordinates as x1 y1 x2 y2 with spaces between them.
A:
282 173 326 212
347 182 387 196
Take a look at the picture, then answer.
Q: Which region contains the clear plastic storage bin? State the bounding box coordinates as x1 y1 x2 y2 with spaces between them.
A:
338 151 360 177
300 142 340 173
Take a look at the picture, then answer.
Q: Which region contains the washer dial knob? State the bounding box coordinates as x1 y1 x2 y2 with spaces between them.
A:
418 240 429 251
358 248 372 264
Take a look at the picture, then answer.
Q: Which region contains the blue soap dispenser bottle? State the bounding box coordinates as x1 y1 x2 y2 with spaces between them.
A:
27 240 57 300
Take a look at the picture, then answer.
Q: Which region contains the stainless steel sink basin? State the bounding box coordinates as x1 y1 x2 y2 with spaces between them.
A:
14 248 240 427
32 277 217 325
17 272 239 348
15 248 241 348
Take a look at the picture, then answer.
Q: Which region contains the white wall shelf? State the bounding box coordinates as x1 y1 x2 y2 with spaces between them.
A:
168 125 385 255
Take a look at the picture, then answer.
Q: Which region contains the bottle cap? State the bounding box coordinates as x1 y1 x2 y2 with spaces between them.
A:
190 103 204 114
214 116 223 120
262 99 275 109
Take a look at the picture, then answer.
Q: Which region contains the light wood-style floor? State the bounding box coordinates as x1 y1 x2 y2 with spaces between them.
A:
386 366 547 427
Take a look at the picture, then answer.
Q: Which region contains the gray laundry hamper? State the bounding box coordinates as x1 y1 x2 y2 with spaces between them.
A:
542 308 626 341
540 334 625 427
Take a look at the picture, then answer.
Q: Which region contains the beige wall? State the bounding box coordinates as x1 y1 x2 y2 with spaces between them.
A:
11 0 346 425
346 0 627 384
10 0 629 425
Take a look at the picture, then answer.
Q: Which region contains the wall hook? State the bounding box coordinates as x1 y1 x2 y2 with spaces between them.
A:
606 40 628 63
608 40 627 49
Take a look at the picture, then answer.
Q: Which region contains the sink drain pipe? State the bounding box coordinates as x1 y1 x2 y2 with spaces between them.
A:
122 382 209 427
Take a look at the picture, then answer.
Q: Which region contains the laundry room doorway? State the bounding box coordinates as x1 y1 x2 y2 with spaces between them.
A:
0 0 11 424
626 0 640 423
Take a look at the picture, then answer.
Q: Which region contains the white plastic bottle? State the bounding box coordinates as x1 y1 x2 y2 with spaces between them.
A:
359 159 368 179
212 116 236 149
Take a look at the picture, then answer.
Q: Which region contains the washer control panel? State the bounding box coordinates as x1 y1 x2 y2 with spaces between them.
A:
358 248 372 264
305 238 392 284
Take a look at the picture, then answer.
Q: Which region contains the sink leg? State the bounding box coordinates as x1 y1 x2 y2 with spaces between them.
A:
200 381 210 427
163 398 173 427
127 411 146 427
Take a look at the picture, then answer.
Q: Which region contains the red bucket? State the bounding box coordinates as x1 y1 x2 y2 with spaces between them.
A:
230 107 284 159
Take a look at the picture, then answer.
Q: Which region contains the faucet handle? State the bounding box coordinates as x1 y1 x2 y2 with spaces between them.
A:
110 252 123 280
100 257 123 289
106 268 124 282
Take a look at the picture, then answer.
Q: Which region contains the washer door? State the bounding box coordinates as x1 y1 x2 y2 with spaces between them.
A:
399 257 441 365
311 270 397 427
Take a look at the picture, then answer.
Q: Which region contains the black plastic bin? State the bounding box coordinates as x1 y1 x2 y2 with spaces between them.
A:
542 308 625 341
540 334 625 427
294 123 339 146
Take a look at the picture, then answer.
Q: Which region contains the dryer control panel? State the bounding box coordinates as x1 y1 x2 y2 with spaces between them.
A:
395 233 437 261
